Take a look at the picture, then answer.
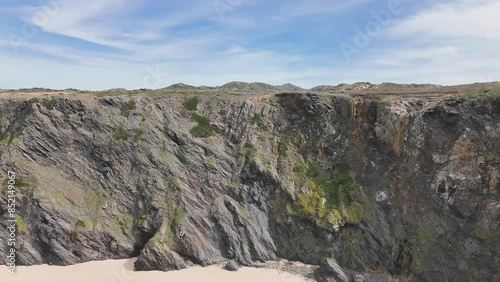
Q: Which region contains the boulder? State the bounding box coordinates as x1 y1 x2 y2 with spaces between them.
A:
224 259 240 272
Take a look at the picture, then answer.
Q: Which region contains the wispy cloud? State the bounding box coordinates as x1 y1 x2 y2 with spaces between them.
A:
0 0 498 90
358 0 500 84
389 0 500 40
19 0 135 48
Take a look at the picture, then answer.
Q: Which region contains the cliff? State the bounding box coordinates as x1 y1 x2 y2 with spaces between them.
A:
0 85 499 281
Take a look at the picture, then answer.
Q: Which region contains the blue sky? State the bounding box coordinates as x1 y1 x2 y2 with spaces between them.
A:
0 0 499 90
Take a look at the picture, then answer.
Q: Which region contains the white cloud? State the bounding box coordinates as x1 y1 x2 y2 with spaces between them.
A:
360 0 500 85
14 0 220 52
1 0 499 90
390 0 500 40
20 0 134 48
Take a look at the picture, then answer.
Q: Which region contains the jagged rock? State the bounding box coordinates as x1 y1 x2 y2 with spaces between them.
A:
134 243 187 272
210 195 277 266
315 258 350 282
0 85 499 281
224 259 239 271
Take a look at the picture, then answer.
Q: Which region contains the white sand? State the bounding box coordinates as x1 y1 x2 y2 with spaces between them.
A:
0 258 310 282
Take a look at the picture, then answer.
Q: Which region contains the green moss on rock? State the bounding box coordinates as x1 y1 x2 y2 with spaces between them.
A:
288 161 368 228
182 97 199 111
120 99 137 117
16 215 28 234
41 99 54 110
113 126 129 141
190 113 215 138
74 220 86 229
251 113 264 128
473 227 500 251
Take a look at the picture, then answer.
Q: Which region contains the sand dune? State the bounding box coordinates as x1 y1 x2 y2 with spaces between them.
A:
0 259 310 282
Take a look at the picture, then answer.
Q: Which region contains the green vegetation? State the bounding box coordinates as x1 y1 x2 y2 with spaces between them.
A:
297 191 339 225
1 175 38 197
224 196 252 220
265 95 281 105
18 176 38 188
162 194 186 239
270 189 331 262
460 88 500 100
169 176 181 189
293 164 307 174
0 128 23 149
88 88 238 98
336 228 367 269
111 214 134 235
1 175 39 189
236 142 257 161
113 126 129 141
150 232 168 249
108 214 134 244
291 163 367 227
487 152 496 161
146 177 186 241
74 220 86 229
120 99 137 117
0 135 9 148
251 113 264 128
190 113 215 138
136 215 148 227
71 218 91 242
84 192 107 231
344 202 366 223
133 129 144 142
467 142 480 152
206 156 217 168
383 230 393 243
16 215 28 234
41 99 54 110
218 110 227 116
182 97 199 111
408 216 436 271
52 190 70 208
90 89 130 97
278 137 290 156
372 95 392 107
473 227 500 251
413 217 434 246
2 178 9 196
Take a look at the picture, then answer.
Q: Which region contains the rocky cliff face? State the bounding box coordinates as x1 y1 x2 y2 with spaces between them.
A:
0 89 499 281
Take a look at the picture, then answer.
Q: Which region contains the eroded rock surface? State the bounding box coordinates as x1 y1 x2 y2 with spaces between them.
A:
0 89 499 281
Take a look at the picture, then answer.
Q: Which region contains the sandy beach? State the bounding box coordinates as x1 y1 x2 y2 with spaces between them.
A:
0 259 310 282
